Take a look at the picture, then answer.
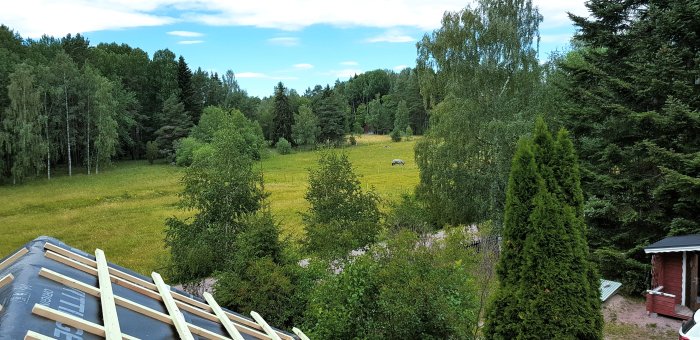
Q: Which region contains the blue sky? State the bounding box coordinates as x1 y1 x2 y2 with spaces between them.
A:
1 0 588 98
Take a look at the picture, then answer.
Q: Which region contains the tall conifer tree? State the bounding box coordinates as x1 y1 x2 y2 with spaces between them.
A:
562 0 700 292
484 137 540 337
177 55 200 123
315 86 345 144
271 82 294 145
485 118 601 339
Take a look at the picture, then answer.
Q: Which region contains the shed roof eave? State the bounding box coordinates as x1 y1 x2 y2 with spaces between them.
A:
645 246 700 254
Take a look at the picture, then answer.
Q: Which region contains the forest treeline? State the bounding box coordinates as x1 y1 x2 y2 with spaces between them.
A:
0 26 427 183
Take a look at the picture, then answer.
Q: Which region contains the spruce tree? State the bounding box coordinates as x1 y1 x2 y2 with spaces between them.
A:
177 56 200 124
563 0 700 292
485 119 602 339
315 87 345 144
271 82 294 145
154 94 192 160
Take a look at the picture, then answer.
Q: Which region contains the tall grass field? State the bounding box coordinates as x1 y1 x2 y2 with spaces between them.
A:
0 135 418 274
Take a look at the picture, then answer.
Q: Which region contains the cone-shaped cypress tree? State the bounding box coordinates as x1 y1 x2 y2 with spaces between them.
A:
518 186 574 338
554 128 603 339
532 117 558 195
485 119 602 339
484 137 541 338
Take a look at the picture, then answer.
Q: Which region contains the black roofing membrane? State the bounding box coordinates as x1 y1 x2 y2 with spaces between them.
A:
0 236 297 340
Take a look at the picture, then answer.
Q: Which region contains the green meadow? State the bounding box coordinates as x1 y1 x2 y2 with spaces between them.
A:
0 135 418 274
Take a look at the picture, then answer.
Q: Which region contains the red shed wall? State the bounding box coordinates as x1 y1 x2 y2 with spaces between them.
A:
659 252 684 304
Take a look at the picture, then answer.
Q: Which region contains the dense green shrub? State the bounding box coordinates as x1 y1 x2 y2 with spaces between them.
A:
390 128 402 142
304 231 479 338
291 104 318 147
214 212 329 329
189 106 265 160
386 193 434 234
276 137 292 155
164 125 266 283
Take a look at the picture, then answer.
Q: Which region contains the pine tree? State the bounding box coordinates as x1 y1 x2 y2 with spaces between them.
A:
271 82 294 145
485 118 602 339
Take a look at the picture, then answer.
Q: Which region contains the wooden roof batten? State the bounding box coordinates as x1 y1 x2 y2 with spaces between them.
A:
19 242 302 340
96 248 123 340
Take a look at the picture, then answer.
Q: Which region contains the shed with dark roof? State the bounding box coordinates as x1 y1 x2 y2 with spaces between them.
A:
643 234 700 320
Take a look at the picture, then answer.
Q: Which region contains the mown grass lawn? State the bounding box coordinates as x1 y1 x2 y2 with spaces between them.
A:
0 135 419 274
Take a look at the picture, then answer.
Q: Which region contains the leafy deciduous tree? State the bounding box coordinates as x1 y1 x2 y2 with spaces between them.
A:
2 63 45 184
415 0 542 227
291 104 318 147
303 152 381 259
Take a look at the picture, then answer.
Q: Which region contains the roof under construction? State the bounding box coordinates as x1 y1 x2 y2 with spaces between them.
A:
0 236 307 340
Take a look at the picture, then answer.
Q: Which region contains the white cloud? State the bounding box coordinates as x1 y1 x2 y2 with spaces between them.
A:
340 61 359 66
177 40 204 44
267 37 299 46
1 0 586 40
0 0 175 38
367 29 415 43
293 63 314 70
184 0 467 31
167 30 204 37
393 65 409 71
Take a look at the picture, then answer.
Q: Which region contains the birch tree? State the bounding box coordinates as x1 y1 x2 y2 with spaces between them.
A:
3 63 45 183
51 51 78 176
415 0 542 227
92 74 118 174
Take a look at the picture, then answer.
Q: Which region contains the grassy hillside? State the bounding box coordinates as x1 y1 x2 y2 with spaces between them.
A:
0 135 418 274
